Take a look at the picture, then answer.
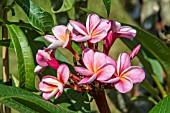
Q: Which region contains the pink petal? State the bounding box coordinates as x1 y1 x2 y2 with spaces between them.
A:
44 35 57 43
72 35 91 42
78 74 97 84
121 66 145 83
34 65 45 74
94 52 107 72
42 76 60 85
55 83 64 99
100 77 120 83
114 77 133 93
93 19 111 34
36 50 49 66
57 64 70 84
47 58 59 70
82 48 94 72
96 64 115 81
52 25 68 41
46 40 63 51
129 44 141 60
42 88 59 100
117 53 131 75
69 20 87 35
111 20 121 33
90 30 107 43
39 81 57 92
62 31 70 48
86 14 101 34
118 26 136 39
105 56 117 67
74 66 93 76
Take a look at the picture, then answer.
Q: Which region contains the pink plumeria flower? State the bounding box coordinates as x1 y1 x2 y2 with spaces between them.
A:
34 49 59 74
69 14 111 43
74 48 115 84
129 44 141 60
44 25 70 51
39 64 70 100
104 20 136 54
102 53 145 93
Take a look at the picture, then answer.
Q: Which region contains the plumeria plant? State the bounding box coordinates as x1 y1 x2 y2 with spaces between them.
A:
1 0 170 113
34 14 145 112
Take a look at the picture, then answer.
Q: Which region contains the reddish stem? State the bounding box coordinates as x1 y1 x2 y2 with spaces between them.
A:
90 89 111 113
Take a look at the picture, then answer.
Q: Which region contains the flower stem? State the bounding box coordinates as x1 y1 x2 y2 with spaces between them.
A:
90 89 111 113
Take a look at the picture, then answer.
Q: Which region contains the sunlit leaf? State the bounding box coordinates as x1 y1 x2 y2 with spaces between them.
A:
7 24 36 91
52 0 75 13
149 95 170 113
14 0 54 33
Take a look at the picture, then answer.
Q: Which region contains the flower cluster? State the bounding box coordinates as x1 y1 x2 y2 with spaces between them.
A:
35 14 145 100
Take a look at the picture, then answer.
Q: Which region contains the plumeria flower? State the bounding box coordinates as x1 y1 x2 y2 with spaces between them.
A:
104 20 136 54
74 48 115 84
69 14 111 43
39 64 70 100
44 25 70 51
34 49 59 74
102 53 145 93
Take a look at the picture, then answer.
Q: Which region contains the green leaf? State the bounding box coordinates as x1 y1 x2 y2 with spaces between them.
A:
79 7 103 17
55 89 90 113
131 96 157 105
52 0 75 13
71 42 82 55
0 84 67 113
149 95 170 113
7 24 36 91
0 39 14 48
103 0 111 17
14 0 54 33
67 7 75 20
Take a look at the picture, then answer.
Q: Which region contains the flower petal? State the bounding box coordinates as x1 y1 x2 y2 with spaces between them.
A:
86 14 101 34
93 19 111 34
118 26 136 39
45 40 63 51
105 56 117 67
78 74 97 84
114 77 133 93
111 20 121 33
42 88 59 100
55 83 64 99
42 76 60 85
74 66 93 76
121 66 145 83
129 44 141 60
90 30 107 43
39 81 57 92
96 64 115 81
52 25 68 41
36 50 49 66
34 65 45 74
69 20 87 35
44 35 57 43
100 77 120 83
94 51 107 72
57 64 70 84
72 35 91 42
117 53 131 75
47 58 59 70
82 48 94 72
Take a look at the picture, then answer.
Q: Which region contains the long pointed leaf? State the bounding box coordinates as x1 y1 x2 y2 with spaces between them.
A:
0 84 67 113
7 24 36 91
14 0 54 33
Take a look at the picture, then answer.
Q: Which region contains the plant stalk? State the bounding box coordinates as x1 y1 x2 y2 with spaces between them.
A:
91 89 111 113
